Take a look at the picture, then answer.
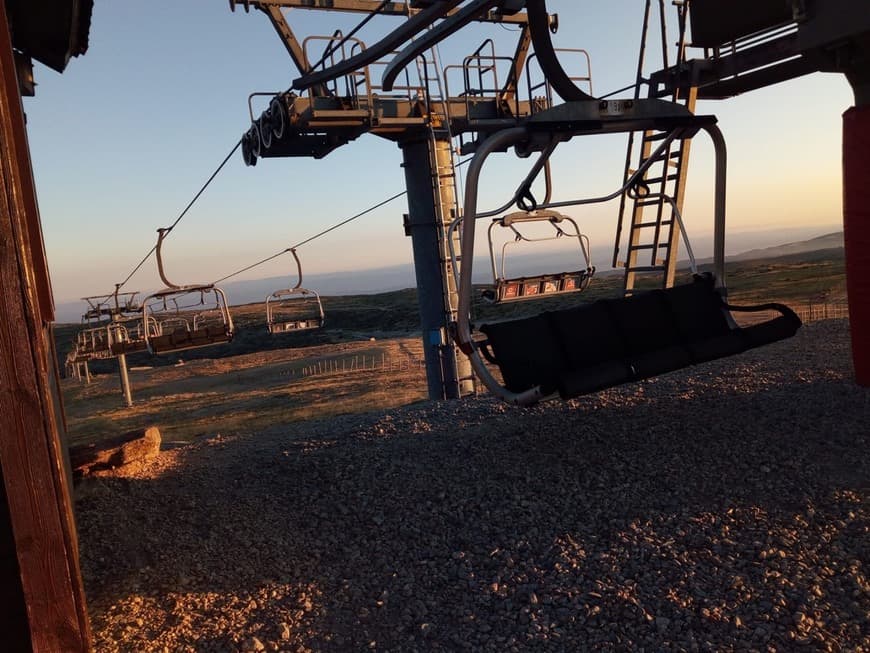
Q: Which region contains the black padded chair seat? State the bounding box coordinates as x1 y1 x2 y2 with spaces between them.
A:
110 340 148 356
478 274 801 399
480 313 565 394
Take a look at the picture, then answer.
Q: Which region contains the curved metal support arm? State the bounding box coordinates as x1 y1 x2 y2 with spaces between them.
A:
289 248 303 289
382 0 501 92
702 123 727 290
292 0 463 92
155 228 180 290
526 0 595 102
516 132 681 212
112 283 122 313
457 126 527 345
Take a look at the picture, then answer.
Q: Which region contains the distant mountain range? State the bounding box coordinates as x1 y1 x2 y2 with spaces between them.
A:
727 231 843 261
53 229 845 323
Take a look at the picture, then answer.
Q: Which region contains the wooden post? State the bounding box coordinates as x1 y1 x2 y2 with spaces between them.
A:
843 104 870 385
0 6 91 650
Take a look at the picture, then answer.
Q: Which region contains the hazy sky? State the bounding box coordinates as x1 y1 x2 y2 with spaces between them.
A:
24 1 853 304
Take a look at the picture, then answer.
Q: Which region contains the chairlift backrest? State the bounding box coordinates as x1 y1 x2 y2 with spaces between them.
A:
142 286 234 355
266 288 325 334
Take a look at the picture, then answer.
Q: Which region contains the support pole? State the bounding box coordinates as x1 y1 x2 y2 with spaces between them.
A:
400 135 474 400
111 314 134 406
83 360 91 384
117 354 133 407
842 101 870 386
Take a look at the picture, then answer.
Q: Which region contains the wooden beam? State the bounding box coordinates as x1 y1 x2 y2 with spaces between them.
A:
0 5 91 651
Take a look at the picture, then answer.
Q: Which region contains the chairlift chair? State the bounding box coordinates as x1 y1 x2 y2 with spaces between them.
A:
265 248 325 334
74 326 114 360
81 291 141 326
141 228 235 355
452 100 802 406
109 315 160 356
483 208 595 303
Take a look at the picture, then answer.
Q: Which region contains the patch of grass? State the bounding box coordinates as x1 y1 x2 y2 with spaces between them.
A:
59 249 846 448
61 337 428 447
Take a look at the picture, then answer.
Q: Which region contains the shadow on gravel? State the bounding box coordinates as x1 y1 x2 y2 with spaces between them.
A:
76 358 869 651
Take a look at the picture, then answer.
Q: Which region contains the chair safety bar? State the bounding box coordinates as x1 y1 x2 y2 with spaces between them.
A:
485 209 594 303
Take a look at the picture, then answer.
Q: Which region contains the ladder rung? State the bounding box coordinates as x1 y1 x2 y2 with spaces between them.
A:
632 220 673 229
626 265 666 273
644 174 680 185
629 244 657 251
643 132 669 142
636 200 662 207
639 148 683 167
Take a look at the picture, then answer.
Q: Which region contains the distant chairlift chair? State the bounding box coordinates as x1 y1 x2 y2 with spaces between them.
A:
266 248 325 334
452 99 802 406
141 228 235 355
106 289 154 356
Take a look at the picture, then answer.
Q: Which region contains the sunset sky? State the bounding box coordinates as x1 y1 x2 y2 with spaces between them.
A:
23 0 853 306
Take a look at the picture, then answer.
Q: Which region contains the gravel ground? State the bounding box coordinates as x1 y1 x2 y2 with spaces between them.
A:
76 320 869 652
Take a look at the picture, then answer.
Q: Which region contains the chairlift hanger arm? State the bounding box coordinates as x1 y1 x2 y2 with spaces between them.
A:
154 228 179 289
500 23 531 102
454 109 729 405
260 4 331 96
289 248 303 289
525 0 595 102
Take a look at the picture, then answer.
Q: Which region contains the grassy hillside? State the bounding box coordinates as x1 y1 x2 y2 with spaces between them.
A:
55 248 846 374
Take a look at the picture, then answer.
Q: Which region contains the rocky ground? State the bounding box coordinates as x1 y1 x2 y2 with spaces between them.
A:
75 320 869 652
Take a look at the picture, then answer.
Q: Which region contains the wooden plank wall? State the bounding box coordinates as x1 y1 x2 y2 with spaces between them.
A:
0 5 91 651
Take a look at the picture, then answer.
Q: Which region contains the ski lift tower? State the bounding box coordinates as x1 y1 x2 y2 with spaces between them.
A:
229 0 592 401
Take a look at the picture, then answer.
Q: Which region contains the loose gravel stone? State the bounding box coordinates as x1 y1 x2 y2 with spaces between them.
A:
76 321 869 652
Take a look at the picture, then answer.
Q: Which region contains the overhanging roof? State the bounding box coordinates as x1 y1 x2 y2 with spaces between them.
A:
4 0 93 72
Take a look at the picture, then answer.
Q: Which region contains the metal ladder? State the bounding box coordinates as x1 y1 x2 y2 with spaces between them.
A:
614 0 695 293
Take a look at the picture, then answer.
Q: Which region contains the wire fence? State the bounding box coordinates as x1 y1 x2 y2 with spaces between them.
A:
298 353 425 379
734 301 849 327
792 302 850 323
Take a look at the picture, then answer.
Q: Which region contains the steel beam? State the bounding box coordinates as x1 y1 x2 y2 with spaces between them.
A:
233 0 531 24
117 353 133 407
382 0 502 91
400 136 473 400
292 0 463 91
500 23 531 102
